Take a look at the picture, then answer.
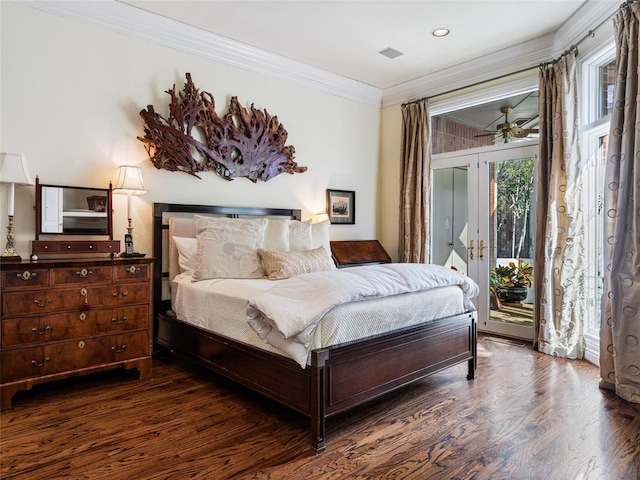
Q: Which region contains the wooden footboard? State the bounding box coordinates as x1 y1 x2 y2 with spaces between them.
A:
156 310 476 453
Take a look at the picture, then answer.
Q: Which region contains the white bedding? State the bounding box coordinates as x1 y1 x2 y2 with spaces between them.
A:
172 266 476 367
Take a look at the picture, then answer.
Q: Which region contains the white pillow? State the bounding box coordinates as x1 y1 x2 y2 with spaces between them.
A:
289 219 312 251
262 219 290 251
172 236 197 275
192 216 268 281
311 220 332 261
258 247 336 280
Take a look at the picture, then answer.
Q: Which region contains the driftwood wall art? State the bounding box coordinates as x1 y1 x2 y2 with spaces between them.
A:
138 73 306 182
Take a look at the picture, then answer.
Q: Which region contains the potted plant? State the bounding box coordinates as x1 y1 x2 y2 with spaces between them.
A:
493 259 533 304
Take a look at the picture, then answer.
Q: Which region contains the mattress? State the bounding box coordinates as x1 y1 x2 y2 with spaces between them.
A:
172 273 467 365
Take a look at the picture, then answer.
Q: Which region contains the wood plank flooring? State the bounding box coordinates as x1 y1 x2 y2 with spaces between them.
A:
1 335 638 480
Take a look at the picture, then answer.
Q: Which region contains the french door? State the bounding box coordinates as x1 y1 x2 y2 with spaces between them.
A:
432 141 537 340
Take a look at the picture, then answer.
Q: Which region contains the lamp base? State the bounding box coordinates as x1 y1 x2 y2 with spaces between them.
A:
0 254 22 263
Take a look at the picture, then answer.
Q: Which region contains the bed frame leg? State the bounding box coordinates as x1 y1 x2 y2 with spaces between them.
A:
310 363 327 454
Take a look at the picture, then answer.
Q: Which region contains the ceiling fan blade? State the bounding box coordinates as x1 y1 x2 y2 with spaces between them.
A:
474 132 497 138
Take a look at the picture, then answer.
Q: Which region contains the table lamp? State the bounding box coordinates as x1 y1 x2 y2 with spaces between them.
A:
0 153 34 262
113 165 147 256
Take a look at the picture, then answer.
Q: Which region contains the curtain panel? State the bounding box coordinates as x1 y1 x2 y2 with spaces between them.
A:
535 54 588 358
399 100 431 263
600 3 640 403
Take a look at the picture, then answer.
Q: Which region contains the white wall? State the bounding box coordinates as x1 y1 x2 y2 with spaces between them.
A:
0 3 380 258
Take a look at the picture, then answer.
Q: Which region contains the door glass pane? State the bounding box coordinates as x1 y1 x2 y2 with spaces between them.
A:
489 157 535 327
432 167 468 274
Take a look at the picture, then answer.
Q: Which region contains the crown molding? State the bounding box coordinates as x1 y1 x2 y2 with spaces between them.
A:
21 0 383 107
382 34 554 108
20 0 617 109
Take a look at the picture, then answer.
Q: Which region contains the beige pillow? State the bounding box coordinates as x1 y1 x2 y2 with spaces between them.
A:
193 216 268 281
258 247 336 280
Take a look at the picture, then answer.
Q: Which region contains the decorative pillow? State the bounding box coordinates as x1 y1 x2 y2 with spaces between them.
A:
262 219 290 251
311 220 332 261
289 219 312 251
172 236 197 275
193 216 268 281
258 247 336 280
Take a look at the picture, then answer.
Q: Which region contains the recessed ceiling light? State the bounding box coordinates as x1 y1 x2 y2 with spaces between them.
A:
432 28 450 38
379 47 404 59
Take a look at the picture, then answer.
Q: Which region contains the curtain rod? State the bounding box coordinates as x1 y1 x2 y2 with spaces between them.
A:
402 3 624 107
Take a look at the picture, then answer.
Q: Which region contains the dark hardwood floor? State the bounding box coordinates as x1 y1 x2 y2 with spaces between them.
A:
1 335 638 480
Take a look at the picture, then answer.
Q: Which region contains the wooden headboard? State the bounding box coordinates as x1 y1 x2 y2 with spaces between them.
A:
152 203 302 336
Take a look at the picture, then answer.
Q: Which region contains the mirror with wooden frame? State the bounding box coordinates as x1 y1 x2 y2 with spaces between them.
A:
33 178 120 256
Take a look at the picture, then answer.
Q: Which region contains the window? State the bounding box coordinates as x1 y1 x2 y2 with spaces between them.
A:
581 41 615 365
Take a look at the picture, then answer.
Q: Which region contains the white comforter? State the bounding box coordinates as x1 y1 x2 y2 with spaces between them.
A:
246 263 478 366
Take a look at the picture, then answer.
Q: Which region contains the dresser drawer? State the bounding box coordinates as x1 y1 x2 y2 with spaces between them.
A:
52 265 113 286
1 305 149 348
115 263 150 282
2 282 151 316
1 268 50 290
0 331 150 383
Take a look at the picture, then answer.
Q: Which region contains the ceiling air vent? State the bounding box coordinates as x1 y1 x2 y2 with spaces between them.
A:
379 47 403 59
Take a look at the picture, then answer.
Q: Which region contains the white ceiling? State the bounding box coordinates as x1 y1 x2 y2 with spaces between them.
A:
121 0 589 90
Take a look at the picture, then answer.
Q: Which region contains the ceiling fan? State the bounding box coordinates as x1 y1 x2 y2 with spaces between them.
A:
476 106 539 142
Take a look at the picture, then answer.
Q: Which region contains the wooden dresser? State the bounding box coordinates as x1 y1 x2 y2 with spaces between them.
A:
0 257 153 409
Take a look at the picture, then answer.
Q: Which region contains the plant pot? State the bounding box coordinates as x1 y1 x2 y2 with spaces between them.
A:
496 286 528 304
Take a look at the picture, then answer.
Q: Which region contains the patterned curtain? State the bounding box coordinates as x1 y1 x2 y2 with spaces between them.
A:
399 100 431 263
600 3 640 403
535 53 587 357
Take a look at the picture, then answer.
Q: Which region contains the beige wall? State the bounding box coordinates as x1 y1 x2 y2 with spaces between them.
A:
0 3 380 258
378 104 402 261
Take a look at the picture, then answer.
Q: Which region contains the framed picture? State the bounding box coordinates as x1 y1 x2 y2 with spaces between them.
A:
326 189 355 224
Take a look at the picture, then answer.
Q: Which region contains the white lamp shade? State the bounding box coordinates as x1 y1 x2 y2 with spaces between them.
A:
113 165 147 195
0 153 33 185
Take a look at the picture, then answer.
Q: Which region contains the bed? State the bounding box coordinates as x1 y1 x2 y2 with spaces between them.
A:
152 203 478 453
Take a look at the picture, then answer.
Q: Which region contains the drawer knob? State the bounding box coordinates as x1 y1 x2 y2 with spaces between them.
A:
79 312 87 321
111 316 127 324
17 271 36 281
33 299 52 307
31 326 52 335
31 358 50 368
111 345 126 353
76 268 93 278
112 291 128 300
126 266 141 275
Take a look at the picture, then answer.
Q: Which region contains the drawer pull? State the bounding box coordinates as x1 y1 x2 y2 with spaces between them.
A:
112 291 128 300
76 268 93 278
33 299 52 307
111 345 126 353
126 266 141 275
31 326 52 335
111 316 127 324
79 312 87 321
17 271 36 281
31 358 50 368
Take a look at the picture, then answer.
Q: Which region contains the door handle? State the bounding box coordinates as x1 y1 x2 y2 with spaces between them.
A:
468 240 474 260
479 240 486 261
